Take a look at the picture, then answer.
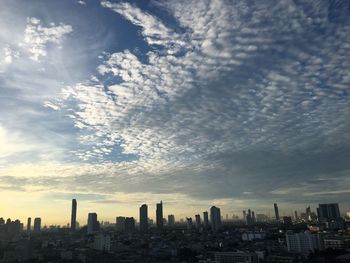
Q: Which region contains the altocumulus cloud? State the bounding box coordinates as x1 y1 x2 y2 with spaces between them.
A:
1 0 350 213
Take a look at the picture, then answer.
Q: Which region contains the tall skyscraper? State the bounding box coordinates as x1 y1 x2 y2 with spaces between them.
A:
210 206 221 232
203 211 209 228
274 203 280 221
116 216 126 232
195 214 201 229
156 201 163 229
71 199 77 231
294 210 298 220
252 211 256 223
168 214 175 227
33 217 41 233
318 203 341 222
139 204 148 232
27 217 31 232
243 210 247 224
87 213 99 234
306 206 312 222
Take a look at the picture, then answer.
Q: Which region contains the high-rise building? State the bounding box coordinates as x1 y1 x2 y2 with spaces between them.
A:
168 214 175 227
210 206 221 232
156 201 163 229
318 203 341 222
203 211 209 228
274 203 280 221
286 231 324 255
139 204 148 232
33 218 41 233
116 216 126 232
294 210 298 220
71 199 77 231
195 214 201 229
243 210 247 224
87 213 99 234
306 206 312 222
251 211 256 223
27 217 31 232
186 217 193 230
125 217 135 232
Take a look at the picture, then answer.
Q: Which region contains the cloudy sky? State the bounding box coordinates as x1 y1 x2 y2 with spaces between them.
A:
0 0 350 225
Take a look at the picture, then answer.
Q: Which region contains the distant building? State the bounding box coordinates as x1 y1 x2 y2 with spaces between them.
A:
256 214 268 222
139 204 148 232
214 251 259 263
306 206 312 222
33 218 41 233
286 231 324 255
242 231 266 241
251 211 256 223
283 216 293 225
195 214 201 229
27 217 31 232
168 214 175 227
274 203 280 221
71 199 77 231
125 217 135 232
210 206 221 232
203 211 209 228
317 203 341 222
294 210 298 220
186 217 193 230
243 210 247 224
87 213 99 234
156 201 163 229
93 233 111 252
116 216 126 232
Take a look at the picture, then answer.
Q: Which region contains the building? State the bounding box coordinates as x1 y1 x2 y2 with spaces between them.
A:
139 204 148 232
156 201 163 229
186 217 193 230
168 214 175 227
242 231 266 241
27 217 31 232
195 214 201 229
203 211 209 228
294 211 298 221
324 236 350 250
274 203 280 221
87 213 99 234
210 206 221 232
318 203 341 222
251 211 256 223
125 217 135 232
286 231 324 255
283 216 292 225
214 251 259 263
71 199 77 231
116 216 126 232
33 218 41 233
256 214 268 222
306 206 312 222
93 233 111 252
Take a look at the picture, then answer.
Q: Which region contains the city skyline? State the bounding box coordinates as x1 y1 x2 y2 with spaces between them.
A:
1 0 350 224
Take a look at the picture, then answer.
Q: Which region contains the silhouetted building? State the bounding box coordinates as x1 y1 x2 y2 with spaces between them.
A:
318 203 341 222
274 203 280 221
283 216 292 225
139 204 148 232
33 218 41 233
306 206 312 222
116 216 125 232
203 211 209 227
251 211 256 223
210 206 221 232
71 199 77 231
186 217 193 230
294 210 298 220
168 214 175 227
156 201 163 229
125 217 135 232
195 214 201 229
286 230 324 255
27 217 31 232
243 210 247 224
87 213 99 234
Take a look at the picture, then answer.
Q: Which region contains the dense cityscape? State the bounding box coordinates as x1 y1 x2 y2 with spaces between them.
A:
1 200 350 262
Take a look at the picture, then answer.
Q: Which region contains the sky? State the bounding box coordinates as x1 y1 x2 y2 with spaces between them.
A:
0 0 350 225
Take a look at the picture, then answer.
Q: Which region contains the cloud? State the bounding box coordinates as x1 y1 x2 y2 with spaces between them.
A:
22 17 72 62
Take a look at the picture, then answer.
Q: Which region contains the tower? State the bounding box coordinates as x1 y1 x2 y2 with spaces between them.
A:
71 199 77 231
156 201 163 229
274 203 280 221
139 204 148 232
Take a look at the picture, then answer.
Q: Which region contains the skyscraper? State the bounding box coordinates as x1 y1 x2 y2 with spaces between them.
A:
27 217 31 232
71 199 77 231
156 201 163 229
306 206 312 222
203 211 209 228
125 217 135 232
210 206 221 232
33 217 41 233
274 203 280 221
116 216 126 232
87 213 99 234
318 203 341 222
168 214 175 227
294 210 298 220
139 204 148 232
195 214 201 229
243 210 247 224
